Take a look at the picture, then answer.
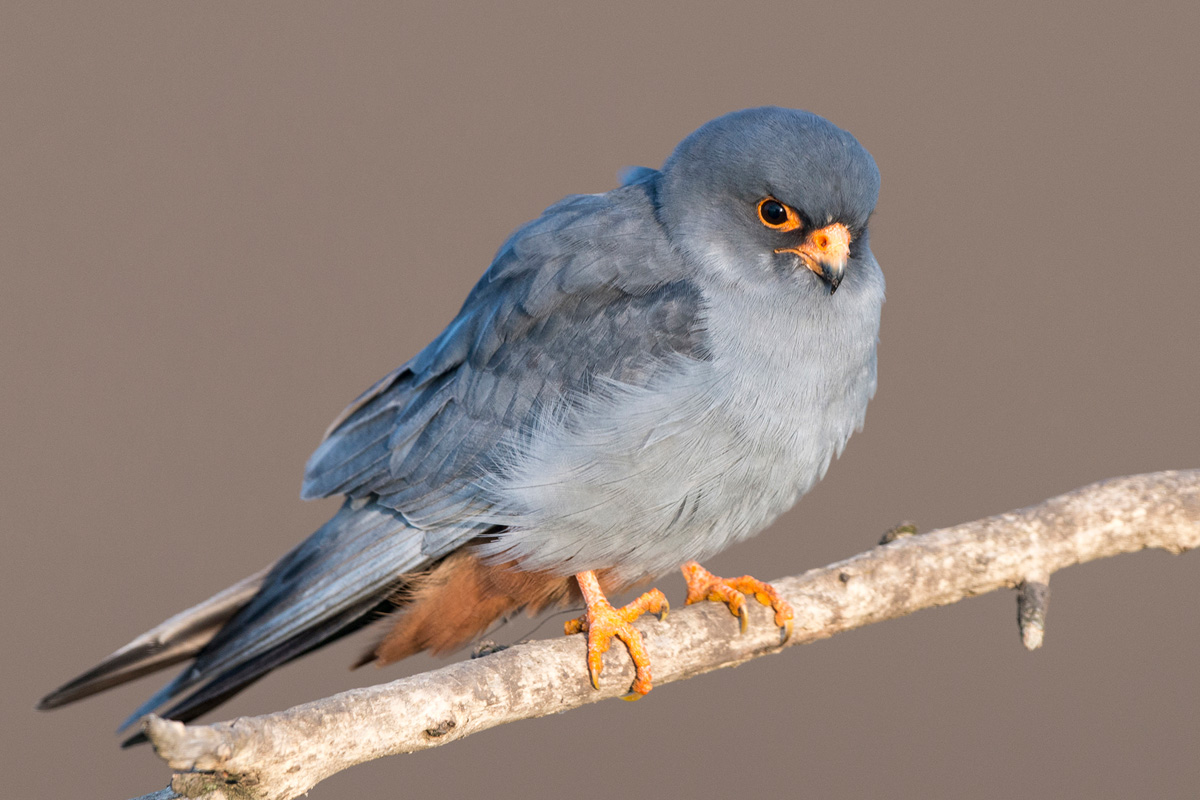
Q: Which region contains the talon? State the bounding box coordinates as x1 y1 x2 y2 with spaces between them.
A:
587 652 603 690
681 560 794 640
567 571 667 696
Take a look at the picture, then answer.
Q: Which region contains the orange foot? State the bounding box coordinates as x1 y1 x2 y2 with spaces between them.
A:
681 560 794 642
565 571 669 696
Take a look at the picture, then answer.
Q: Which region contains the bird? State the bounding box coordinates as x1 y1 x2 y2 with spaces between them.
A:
39 106 884 736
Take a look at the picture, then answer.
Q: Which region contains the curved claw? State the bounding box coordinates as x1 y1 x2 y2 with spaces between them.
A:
587 645 605 690
681 560 794 641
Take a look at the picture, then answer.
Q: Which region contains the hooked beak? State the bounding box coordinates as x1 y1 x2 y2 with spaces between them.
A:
776 222 851 293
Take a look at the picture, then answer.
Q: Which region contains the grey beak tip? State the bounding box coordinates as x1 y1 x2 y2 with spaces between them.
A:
823 265 843 294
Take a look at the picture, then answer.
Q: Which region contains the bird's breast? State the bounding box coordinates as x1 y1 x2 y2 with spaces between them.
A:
476 275 881 583
696 280 879 532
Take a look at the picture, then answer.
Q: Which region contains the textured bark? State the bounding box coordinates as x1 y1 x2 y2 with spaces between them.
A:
130 470 1200 800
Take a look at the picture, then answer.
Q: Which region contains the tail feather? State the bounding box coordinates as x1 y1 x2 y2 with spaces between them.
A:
177 500 427 685
120 593 402 746
38 566 269 710
40 497 479 739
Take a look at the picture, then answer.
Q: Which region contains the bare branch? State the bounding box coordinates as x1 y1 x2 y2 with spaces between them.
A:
133 470 1199 800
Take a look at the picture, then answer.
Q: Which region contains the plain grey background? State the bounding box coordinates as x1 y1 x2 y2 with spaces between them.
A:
5 3 1199 798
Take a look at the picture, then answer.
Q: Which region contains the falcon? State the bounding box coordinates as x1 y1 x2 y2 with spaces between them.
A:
40 107 884 732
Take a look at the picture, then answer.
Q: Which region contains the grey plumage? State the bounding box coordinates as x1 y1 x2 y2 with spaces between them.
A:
41 106 884 730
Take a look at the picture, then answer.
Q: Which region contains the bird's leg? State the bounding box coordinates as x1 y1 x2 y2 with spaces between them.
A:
681 560 794 642
564 571 669 696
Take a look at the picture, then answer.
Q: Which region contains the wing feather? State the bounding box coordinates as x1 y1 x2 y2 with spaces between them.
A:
302 176 709 533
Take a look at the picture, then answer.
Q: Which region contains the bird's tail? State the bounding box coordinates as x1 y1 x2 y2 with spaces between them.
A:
37 567 269 711
38 497 441 743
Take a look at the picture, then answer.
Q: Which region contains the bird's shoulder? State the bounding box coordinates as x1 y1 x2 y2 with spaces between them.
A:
473 175 686 306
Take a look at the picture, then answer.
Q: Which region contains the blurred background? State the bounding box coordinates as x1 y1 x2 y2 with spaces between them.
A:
4 2 1198 798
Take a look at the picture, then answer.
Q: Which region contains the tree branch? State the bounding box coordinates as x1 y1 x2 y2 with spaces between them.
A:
132 470 1200 800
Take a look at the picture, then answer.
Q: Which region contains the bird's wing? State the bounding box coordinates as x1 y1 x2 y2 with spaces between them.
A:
302 177 708 535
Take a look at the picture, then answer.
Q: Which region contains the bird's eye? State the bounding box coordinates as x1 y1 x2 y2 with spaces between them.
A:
757 197 802 232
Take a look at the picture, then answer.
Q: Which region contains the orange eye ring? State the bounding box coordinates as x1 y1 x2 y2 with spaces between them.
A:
756 197 802 232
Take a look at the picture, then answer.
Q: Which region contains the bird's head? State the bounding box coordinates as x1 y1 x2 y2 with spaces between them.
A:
656 107 879 295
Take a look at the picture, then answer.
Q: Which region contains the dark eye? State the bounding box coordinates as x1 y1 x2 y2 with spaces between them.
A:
756 197 801 232
761 200 786 223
